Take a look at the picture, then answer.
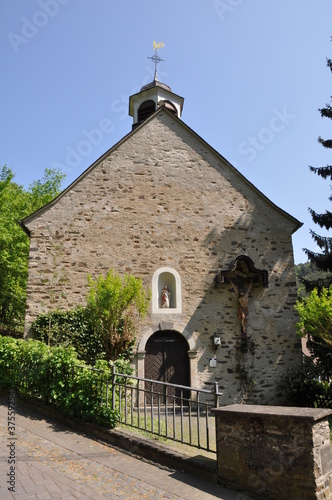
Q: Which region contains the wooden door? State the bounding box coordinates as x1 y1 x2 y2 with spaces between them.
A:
145 331 189 404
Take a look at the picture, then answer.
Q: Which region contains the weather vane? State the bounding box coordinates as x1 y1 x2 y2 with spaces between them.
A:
148 41 165 81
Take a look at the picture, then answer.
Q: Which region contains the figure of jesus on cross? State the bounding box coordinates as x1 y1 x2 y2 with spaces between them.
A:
229 280 253 335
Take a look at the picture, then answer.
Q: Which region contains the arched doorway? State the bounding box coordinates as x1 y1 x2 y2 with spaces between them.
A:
145 330 190 403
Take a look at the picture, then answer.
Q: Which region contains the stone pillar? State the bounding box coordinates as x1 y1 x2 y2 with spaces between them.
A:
212 404 332 500
188 349 198 388
136 350 145 379
136 351 145 407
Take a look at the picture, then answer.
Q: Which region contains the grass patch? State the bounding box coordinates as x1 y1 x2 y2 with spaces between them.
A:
117 407 216 453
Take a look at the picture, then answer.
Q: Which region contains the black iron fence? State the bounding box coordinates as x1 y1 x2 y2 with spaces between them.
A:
13 356 222 453
110 367 223 453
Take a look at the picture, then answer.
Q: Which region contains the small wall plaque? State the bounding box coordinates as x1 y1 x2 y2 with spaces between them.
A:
209 357 217 368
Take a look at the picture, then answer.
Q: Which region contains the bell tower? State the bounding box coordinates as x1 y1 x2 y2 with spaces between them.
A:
129 42 184 129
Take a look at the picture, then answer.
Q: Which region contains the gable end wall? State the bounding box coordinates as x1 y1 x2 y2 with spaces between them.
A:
24 112 302 404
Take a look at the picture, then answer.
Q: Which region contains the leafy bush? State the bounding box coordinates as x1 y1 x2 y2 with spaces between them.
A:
0 336 21 389
31 269 150 364
284 286 332 407
285 374 332 408
296 287 332 345
282 354 332 408
32 307 106 365
85 269 150 361
0 336 125 427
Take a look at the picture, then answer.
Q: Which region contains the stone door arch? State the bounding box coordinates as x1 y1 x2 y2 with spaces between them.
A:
145 330 190 403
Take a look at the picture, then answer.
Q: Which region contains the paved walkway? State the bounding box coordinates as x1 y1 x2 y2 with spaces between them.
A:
0 394 252 499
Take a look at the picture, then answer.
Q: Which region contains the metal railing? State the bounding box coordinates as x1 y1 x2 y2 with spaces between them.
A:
110 367 223 453
15 359 222 453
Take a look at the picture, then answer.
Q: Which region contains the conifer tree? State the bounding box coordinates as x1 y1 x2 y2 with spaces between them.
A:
304 47 332 289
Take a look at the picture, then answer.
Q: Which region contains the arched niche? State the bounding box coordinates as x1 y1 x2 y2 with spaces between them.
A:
151 267 182 314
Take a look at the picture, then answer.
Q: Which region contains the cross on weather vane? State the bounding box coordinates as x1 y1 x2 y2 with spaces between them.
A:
148 41 165 81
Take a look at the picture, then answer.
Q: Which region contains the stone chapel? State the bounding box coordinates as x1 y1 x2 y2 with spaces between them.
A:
20 65 303 405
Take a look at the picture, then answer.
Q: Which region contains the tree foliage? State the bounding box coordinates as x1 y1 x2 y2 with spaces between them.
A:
295 261 332 296
0 166 64 333
85 270 150 361
32 270 150 363
282 356 332 408
283 286 332 407
31 307 106 365
304 45 332 284
295 286 332 380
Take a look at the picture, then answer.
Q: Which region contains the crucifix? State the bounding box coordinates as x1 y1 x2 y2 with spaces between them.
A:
229 280 253 335
148 41 165 81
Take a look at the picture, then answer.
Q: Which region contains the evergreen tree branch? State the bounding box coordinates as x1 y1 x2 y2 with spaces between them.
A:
318 136 332 149
308 165 332 179
308 229 332 250
327 57 332 72
303 247 332 272
305 43 332 276
319 104 332 120
309 209 332 229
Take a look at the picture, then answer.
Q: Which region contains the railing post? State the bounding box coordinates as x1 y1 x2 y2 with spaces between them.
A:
111 365 116 411
214 381 220 408
100 372 104 406
124 376 128 423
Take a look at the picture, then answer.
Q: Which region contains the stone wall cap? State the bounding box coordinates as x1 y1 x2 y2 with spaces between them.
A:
212 404 332 421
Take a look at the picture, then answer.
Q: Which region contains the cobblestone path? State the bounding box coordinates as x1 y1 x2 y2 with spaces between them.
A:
0 395 251 499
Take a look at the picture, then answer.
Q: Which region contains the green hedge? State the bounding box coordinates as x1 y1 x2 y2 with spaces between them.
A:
31 307 107 365
0 336 122 427
282 358 332 409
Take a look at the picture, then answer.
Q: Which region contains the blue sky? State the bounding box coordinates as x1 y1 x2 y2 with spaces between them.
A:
1 1 332 264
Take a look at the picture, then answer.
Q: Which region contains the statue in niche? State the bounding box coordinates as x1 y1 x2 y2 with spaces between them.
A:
161 285 171 308
229 280 252 335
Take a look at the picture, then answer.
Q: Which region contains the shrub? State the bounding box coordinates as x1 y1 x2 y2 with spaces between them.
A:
295 286 332 380
31 307 106 365
286 286 332 408
282 356 332 408
85 269 150 361
0 336 121 427
0 336 20 390
31 269 151 364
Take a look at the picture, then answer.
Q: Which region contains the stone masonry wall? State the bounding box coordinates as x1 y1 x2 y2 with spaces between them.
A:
24 110 302 404
213 405 332 499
